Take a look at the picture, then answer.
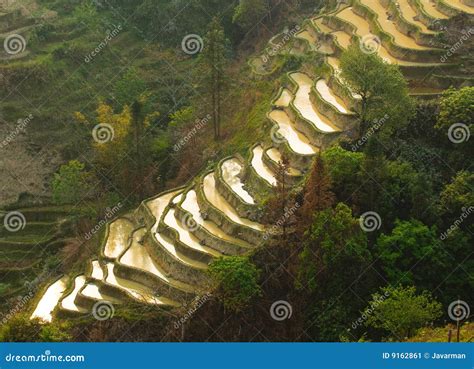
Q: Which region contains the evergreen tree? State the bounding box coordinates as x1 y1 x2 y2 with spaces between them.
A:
198 17 228 141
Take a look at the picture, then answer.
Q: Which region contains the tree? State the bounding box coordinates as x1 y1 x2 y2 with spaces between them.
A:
376 219 447 290
365 286 442 340
208 256 261 313
439 171 474 218
298 153 334 234
340 45 413 138
296 203 370 294
233 0 269 34
436 87 474 132
198 17 229 141
114 68 146 107
52 160 94 205
322 146 364 204
265 154 295 239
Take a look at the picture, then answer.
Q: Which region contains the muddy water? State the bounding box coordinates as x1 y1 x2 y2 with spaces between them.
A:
360 0 432 49
30 276 68 322
268 110 318 155
91 260 104 280
120 228 169 280
296 30 317 49
274 88 293 108
315 79 350 113
164 205 221 257
291 72 339 132
397 0 437 33
147 191 208 270
103 218 134 259
61 275 87 312
266 148 302 176
221 159 255 204
105 263 173 305
332 30 352 49
314 18 333 34
203 173 264 231
182 189 248 246
251 145 278 187
418 0 449 18
81 283 110 301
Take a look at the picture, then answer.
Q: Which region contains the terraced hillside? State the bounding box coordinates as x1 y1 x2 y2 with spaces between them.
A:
16 0 474 323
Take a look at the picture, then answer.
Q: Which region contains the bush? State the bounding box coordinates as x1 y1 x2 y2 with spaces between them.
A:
208 256 261 312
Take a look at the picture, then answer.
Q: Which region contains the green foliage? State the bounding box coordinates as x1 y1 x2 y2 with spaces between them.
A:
365 286 442 340
376 220 446 288
114 69 147 107
439 171 474 216
297 203 370 293
340 46 413 138
436 87 474 131
0 315 71 342
52 160 94 205
208 256 261 312
233 0 269 32
322 146 364 203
